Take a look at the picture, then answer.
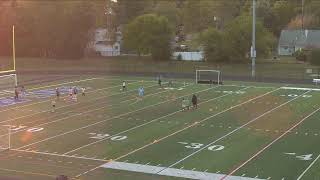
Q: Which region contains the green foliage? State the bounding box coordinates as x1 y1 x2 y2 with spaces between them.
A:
293 49 307 62
199 28 227 62
123 14 173 61
7 1 99 59
224 15 275 62
270 0 298 36
200 15 274 63
309 49 320 66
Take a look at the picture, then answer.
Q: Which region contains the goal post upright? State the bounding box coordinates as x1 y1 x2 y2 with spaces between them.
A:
12 25 16 72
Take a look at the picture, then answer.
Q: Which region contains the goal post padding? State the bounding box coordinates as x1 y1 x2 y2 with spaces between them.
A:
196 70 222 84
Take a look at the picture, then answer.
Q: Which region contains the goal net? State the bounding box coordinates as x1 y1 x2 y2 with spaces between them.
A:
196 70 222 84
0 26 16 151
0 73 17 93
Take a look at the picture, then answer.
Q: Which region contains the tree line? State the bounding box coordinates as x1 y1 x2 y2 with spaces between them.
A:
1 0 319 61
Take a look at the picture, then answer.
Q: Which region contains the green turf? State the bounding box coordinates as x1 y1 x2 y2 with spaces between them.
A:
0 75 320 180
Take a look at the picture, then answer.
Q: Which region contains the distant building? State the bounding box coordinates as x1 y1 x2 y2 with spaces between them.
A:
278 30 320 56
87 27 122 57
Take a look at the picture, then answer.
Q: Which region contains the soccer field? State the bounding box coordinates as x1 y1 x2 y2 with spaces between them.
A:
1 75 320 180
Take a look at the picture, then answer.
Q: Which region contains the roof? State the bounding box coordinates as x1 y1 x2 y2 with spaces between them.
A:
279 30 320 48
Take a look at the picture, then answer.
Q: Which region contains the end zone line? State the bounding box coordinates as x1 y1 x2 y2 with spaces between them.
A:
10 149 108 162
0 83 180 138
75 87 280 178
221 104 320 180
63 86 247 155
15 84 214 150
0 167 59 179
297 154 320 179
0 81 153 124
156 90 311 175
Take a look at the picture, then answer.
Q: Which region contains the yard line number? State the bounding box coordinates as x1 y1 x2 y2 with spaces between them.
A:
2 125 44 132
88 133 127 141
284 152 313 161
178 142 225 151
215 91 246 95
280 94 312 98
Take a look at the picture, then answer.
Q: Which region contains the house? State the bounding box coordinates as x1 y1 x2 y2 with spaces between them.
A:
278 30 320 56
88 27 122 56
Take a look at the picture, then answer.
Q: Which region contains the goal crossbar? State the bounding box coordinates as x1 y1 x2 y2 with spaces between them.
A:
196 69 221 84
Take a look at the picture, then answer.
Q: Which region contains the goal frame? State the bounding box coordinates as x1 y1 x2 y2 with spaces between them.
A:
196 69 221 85
0 25 16 75
0 73 18 87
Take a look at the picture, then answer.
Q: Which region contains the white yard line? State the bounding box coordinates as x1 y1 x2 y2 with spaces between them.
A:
0 76 108 97
0 77 126 113
15 84 215 150
223 106 320 180
10 149 108 162
98 161 264 180
297 153 320 180
0 83 180 138
75 87 280 178
156 90 312 175
0 80 150 125
63 86 243 155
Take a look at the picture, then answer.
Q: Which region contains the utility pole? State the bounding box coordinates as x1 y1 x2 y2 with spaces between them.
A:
302 0 304 30
251 0 256 78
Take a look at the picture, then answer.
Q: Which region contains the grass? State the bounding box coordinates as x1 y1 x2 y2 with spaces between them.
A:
0 75 320 180
0 55 318 81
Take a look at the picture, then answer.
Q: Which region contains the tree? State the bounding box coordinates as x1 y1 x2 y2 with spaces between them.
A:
123 14 173 60
270 0 298 36
224 15 275 62
117 0 154 25
6 0 97 59
199 28 227 62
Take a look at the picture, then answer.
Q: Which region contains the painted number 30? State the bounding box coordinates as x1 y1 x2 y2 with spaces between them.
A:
89 133 127 141
180 142 225 151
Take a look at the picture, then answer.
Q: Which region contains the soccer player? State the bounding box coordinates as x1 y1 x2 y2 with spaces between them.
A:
68 87 73 100
122 81 126 91
192 94 198 109
73 86 78 95
21 86 26 98
81 87 86 96
158 77 162 87
14 86 19 100
138 86 144 97
72 87 78 102
168 80 173 87
56 88 60 100
181 98 190 111
51 99 56 112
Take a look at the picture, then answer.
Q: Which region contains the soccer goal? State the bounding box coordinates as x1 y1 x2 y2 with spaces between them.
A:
0 25 17 93
0 73 17 92
196 69 222 84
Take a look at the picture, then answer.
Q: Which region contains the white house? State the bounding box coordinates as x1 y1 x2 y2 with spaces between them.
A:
88 27 122 56
278 30 320 56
